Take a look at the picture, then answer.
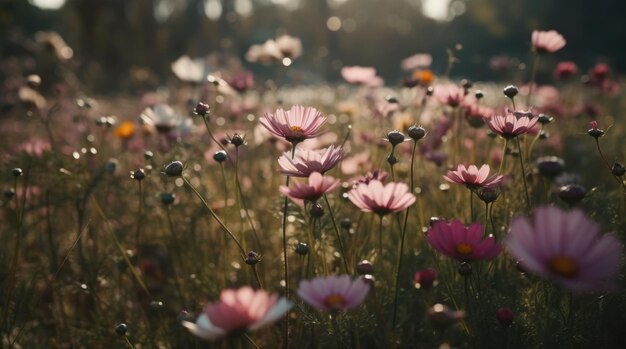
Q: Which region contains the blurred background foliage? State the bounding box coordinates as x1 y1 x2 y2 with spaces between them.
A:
1 0 625 93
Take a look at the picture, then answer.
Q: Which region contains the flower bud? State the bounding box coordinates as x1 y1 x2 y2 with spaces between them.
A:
4 188 15 199
164 161 183 177
537 113 553 125
115 323 128 336
536 156 565 179
587 121 604 139
475 90 484 99
356 260 374 275
426 86 434 96
144 150 154 160
295 242 309 256
340 218 352 230
611 162 625 177
414 268 437 289
194 102 210 116
386 130 405 146
245 251 261 265
503 85 519 98
407 125 426 141
309 202 324 218
476 186 501 204
213 150 228 163
11 168 23 177
149 301 164 312
458 262 472 276
130 169 145 181
386 154 398 165
557 184 587 205
385 95 399 104
496 307 514 326
159 192 176 205
229 133 246 147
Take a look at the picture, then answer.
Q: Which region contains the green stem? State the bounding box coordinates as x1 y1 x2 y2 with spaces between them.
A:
182 176 245 257
202 115 228 152
498 139 508 175
135 180 143 247
516 137 531 211
280 145 297 349
323 194 349 273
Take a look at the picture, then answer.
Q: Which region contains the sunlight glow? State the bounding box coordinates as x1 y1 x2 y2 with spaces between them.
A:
29 0 66 10
421 0 451 22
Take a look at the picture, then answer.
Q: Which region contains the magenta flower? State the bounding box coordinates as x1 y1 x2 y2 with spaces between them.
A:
260 105 326 144
532 30 566 54
279 172 340 204
297 275 370 311
183 287 292 340
347 180 416 216
341 66 377 85
278 145 345 177
505 206 623 291
427 220 501 262
444 164 504 189
485 112 539 139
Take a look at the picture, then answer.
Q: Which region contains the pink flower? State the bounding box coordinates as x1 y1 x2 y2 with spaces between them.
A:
183 287 292 340
435 84 465 107
401 53 433 70
279 172 340 204
350 169 389 185
443 164 504 189
505 206 623 291
426 220 502 262
278 145 345 177
297 275 370 311
260 105 326 144
532 30 566 54
341 66 378 85
347 180 416 216
485 112 539 139
553 61 578 80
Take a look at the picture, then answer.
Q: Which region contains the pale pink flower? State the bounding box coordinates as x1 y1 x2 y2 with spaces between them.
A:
347 180 416 216
427 220 501 262
485 112 539 139
297 275 370 311
505 206 623 291
183 286 292 340
341 66 378 85
275 34 303 59
140 104 183 134
401 53 433 71
532 30 566 54
434 84 465 107
260 105 326 144
279 172 340 204
444 164 504 189
278 145 345 177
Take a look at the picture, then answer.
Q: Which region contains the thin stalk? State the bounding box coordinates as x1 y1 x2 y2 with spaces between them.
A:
323 194 349 273
243 333 260 349
280 145 297 349
498 139 508 174
526 53 540 106
182 176 245 257
124 336 136 349
469 189 474 222
135 180 143 247
220 162 228 226
1 177 23 329
377 216 384 260
202 115 228 152
234 147 246 251
595 139 624 187
516 137 531 211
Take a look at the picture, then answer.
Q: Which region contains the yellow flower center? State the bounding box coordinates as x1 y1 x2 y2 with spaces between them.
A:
455 243 473 256
548 256 579 278
290 125 303 132
323 294 345 309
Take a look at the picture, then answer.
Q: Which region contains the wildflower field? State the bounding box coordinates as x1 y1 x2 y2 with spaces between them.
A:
1 2 626 348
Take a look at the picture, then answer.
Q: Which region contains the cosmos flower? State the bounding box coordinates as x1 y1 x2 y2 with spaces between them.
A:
347 180 416 216
531 30 566 54
341 66 378 85
278 145 345 177
426 220 502 262
444 164 504 189
279 172 340 204
505 206 623 291
553 61 578 80
260 105 326 144
183 287 292 341
485 112 538 139
140 104 183 134
401 53 433 71
297 275 370 311
435 84 465 107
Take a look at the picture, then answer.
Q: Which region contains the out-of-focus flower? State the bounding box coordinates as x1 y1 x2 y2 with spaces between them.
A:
341 66 378 85
489 54 511 72
183 287 292 340
444 164 504 189
531 30 566 54
414 268 437 289
435 84 465 107
496 307 514 326
171 55 210 83
115 121 136 139
350 170 389 186
553 61 578 80
279 172 340 204
275 34 303 59
401 53 433 71
18 86 46 110
278 145 345 177
485 112 539 139
505 206 623 291
297 275 370 311
140 104 183 134
347 180 416 216
408 69 435 87
428 303 465 328
246 35 302 64
426 220 501 262
227 71 255 93
260 105 326 144
35 31 73 60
